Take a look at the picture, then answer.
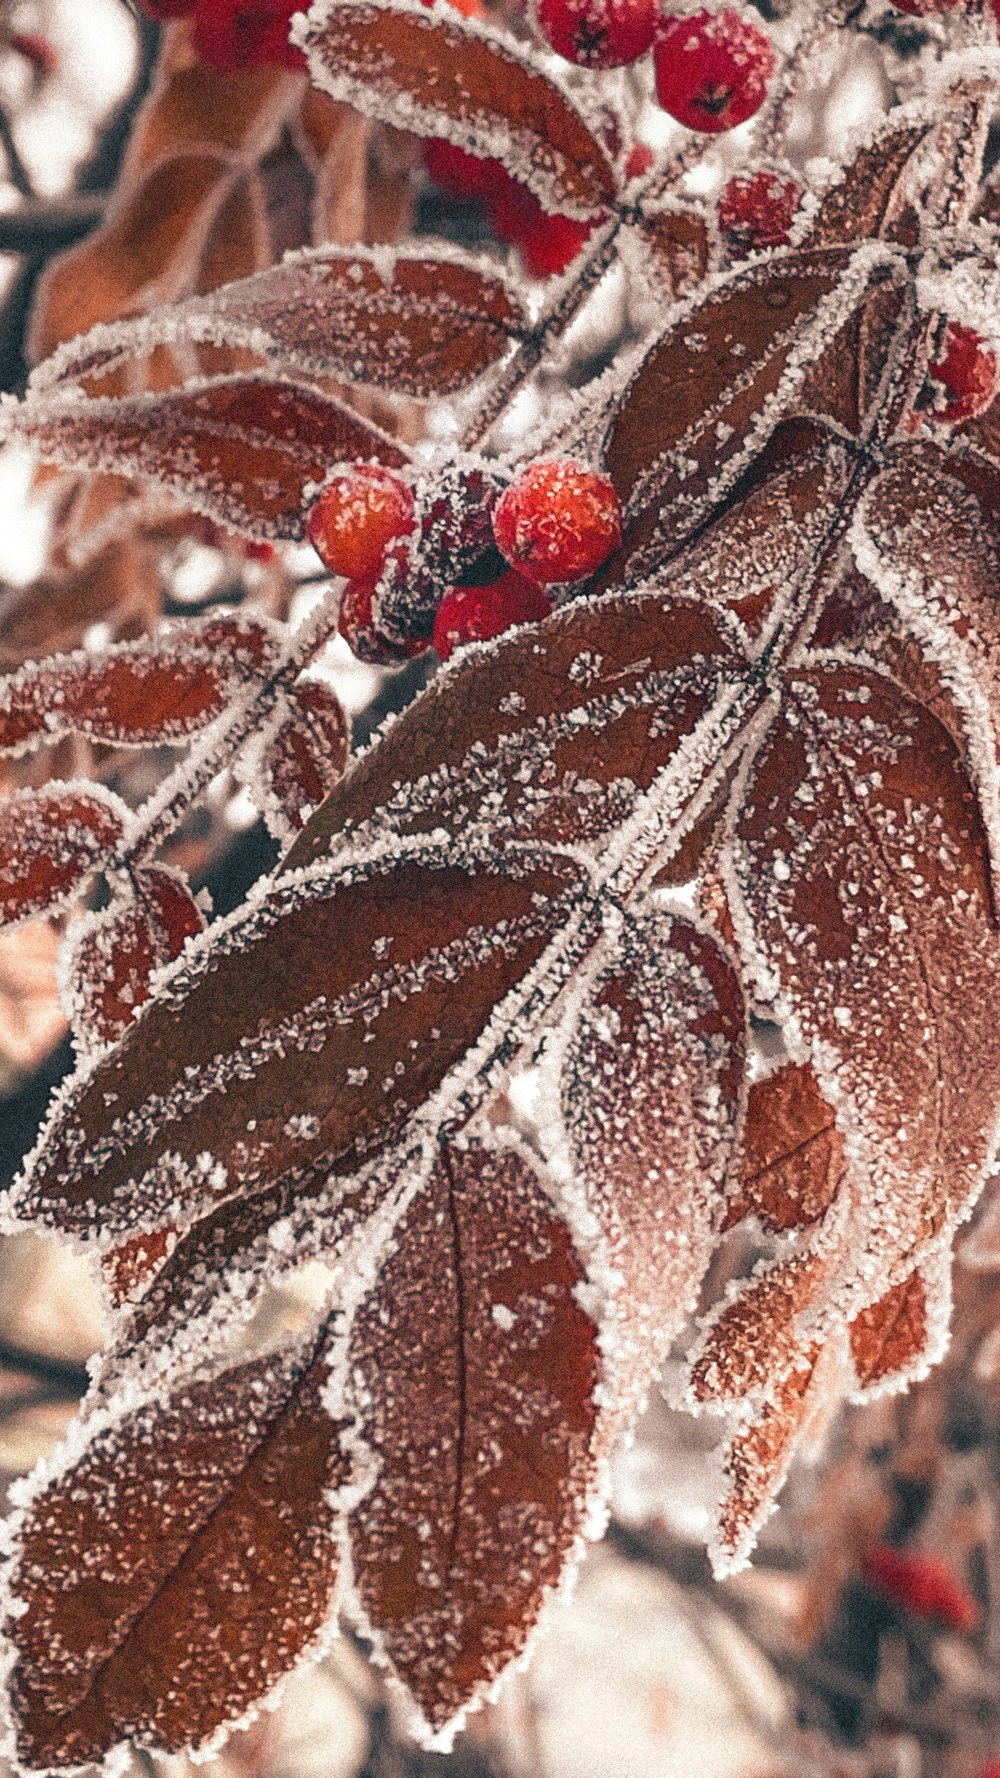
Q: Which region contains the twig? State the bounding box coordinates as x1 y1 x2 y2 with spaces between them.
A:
0 196 104 256
0 1337 89 1397
0 106 33 199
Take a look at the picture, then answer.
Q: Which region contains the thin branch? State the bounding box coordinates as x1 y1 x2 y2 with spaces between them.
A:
0 196 104 256
0 1337 89 1397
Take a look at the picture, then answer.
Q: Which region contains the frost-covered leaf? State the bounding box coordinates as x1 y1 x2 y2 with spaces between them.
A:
346 1136 604 1733
13 376 408 541
561 909 745 1406
13 849 587 1244
0 786 128 930
848 1264 940 1393
714 1357 821 1573
602 248 864 539
0 615 277 755
34 245 531 402
5 1326 350 1769
65 865 205 1050
730 662 1000 1276
285 588 742 868
687 1253 828 1407
722 1061 845 1234
297 0 617 219
262 679 350 833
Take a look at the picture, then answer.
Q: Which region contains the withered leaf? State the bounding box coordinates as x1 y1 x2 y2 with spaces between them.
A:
722 1061 845 1234
0 787 128 930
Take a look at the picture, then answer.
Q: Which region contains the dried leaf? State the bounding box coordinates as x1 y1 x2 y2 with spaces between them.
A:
66 866 205 1049
262 679 350 831
722 1062 845 1234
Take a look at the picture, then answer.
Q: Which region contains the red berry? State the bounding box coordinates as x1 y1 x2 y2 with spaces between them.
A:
423 140 500 201
718 169 799 253
926 321 997 423
339 577 429 666
862 1545 980 1632
306 466 415 581
623 141 655 179
653 9 775 133
536 0 656 69
891 0 966 13
192 0 306 71
493 459 622 584
433 573 552 660
138 0 196 14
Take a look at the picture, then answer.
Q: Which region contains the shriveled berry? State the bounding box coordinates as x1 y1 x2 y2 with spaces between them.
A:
192 0 307 71
306 466 415 581
339 577 429 666
718 169 799 253
433 573 552 660
493 459 622 583
863 1544 980 1632
926 321 997 422
653 9 775 133
536 0 656 69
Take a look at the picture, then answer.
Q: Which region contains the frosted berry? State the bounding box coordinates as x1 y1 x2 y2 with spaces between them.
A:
306 466 415 581
653 9 775 133
536 0 657 69
863 1545 980 1632
339 577 429 666
925 322 997 423
492 459 622 583
433 573 552 660
718 170 799 253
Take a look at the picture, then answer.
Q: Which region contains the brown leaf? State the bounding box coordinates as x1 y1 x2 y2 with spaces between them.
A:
13 850 588 1242
562 910 745 1404
732 662 1000 1269
38 246 531 402
348 1138 603 1732
715 1358 820 1573
66 866 205 1049
263 679 349 831
602 248 860 534
6 1327 350 1768
849 1267 932 1391
0 787 127 930
285 589 741 870
722 1062 845 1234
16 376 408 540
299 1 616 218
0 615 276 755
687 1253 828 1406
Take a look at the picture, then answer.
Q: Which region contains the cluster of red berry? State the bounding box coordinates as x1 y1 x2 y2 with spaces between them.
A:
305 458 622 663
137 0 304 71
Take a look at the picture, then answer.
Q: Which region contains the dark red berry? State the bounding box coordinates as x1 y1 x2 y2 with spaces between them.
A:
192 0 307 71
653 9 775 133
493 459 622 583
306 466 415 581
863 1545 980 1632
339 577 429 666
433 573 552 660
717 169 799 253
536 0 656 69
925 321 997 423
